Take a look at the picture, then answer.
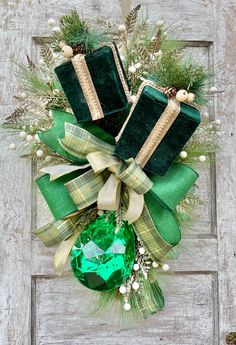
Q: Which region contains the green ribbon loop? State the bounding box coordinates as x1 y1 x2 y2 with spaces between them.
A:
134 163 199 261
38 109 115 162
59 122 116 160
65 169 104 210
116 158 152 195
36 170 88 221
38 110 82 162
149 163 199 211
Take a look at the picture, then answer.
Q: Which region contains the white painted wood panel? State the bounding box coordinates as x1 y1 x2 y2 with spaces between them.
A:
34 273 217 345
130 0 214 41
214 1 236 343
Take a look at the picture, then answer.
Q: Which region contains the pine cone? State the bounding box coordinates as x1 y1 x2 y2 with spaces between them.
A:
72 45 87 55
164 87 177 98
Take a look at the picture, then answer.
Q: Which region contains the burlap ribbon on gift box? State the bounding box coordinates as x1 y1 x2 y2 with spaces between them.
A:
71 43 131 121
54 43 131 124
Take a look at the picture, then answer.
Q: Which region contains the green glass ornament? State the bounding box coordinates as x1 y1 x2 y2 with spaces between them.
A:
70 212 135 291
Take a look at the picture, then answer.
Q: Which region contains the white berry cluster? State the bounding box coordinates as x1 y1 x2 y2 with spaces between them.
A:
48 18 60 33
176 90 195 103
119 239 171 312
9 129 52 163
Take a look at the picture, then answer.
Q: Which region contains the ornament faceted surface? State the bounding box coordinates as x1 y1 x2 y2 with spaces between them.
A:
70 212 135 291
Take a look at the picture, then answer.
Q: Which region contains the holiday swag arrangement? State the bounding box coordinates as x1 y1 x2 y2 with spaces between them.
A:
3 6 222 319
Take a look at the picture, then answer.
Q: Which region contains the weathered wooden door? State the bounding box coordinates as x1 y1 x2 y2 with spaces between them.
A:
1 0 235 344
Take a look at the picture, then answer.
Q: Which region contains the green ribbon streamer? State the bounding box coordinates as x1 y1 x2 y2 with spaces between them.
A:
146 163 199 247
34 208 98 248
34 216 79 247
133 271 164 318
133 204 174 262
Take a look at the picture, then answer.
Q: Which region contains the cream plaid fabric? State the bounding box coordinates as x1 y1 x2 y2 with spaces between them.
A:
59 123 153 220
34 208 98 247
59 122 115 160
65 169 104 210
34 217 79 247
116 158 153 195
133 205 173 261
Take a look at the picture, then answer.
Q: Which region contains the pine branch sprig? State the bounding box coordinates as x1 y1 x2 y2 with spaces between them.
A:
15 64 52 95
50 10 108 54
152 54 212 105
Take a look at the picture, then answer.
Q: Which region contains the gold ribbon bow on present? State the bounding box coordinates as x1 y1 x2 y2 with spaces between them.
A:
56 122 153 224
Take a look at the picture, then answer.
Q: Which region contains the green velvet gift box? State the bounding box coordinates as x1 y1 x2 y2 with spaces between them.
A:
54 43 131 130
115 81 201 176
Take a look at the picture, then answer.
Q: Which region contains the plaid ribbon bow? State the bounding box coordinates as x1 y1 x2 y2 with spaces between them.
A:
59 122 153 224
